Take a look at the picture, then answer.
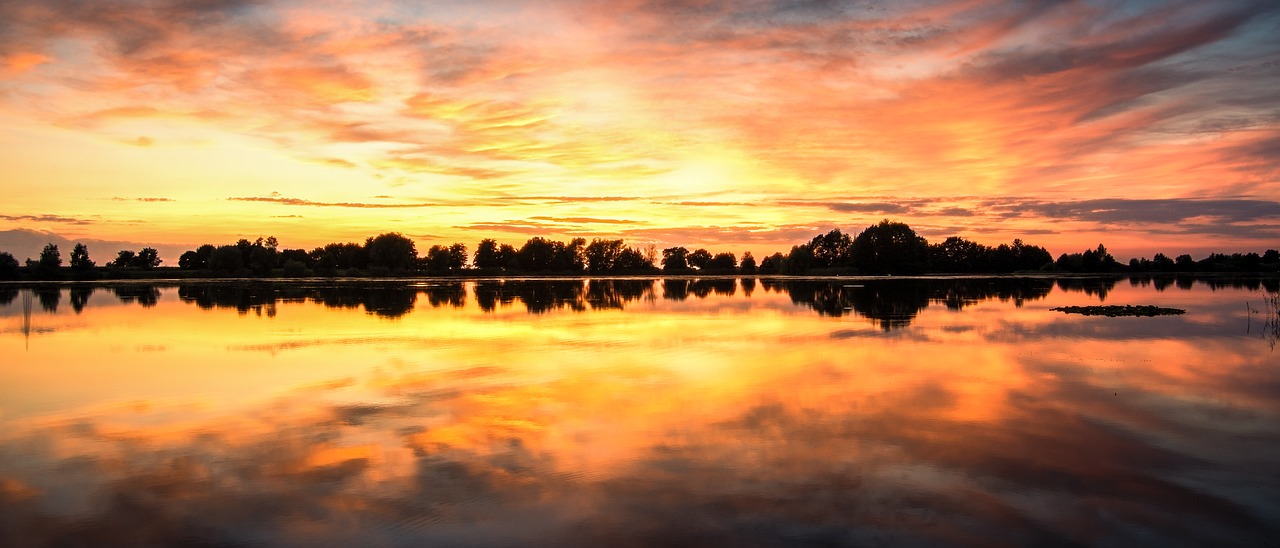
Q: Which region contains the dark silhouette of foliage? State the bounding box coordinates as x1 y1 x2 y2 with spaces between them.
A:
366 233 418 272
0 251 21 280
662 247 690 272
850 220 928 275
473 238 502 269
31 243 62 278
1055 244 1120 273
785 244 814 274
281 259 310 277
517 237 557 271
808 229 854 268
705 252 737 273
110 250 136 268
758 252 785 274
424 243 467 274
135 247 162 269
586 239 627 273
70 243 95 273
687 248 712 271
208 245 245 273
739 251 757 274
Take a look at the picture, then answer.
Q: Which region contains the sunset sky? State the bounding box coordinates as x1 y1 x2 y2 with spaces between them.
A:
2 0 1278 262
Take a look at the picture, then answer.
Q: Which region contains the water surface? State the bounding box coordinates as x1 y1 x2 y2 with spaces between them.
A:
1 277 1277 546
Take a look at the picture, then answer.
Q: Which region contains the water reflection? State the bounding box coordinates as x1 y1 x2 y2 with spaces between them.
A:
1 277 1278 546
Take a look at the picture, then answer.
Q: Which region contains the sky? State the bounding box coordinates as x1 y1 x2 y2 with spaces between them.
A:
1 0 1278 263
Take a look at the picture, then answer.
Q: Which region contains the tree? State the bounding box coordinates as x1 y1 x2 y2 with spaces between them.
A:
422 243 467 273
758 252 785 274
662 247 690 271
70 243 95 273
585 239 626 272
613 247 653 271
111 250 137 268
785 244 814 274
366 232 418 271
929 236 989 273
739 251 757 274
0 252 19 280
850 220 928 275
34 243 61 276
517 237 556 271
134 247 162 269
208 245 244 273
556 238 587 272
474 239 502 269
687 248 712 270
178 250 203 270
706 252 737 272
1264 249 1280 264
808 229 853 268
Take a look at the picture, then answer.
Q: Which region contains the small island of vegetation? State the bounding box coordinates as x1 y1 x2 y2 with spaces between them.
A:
1050 305 1186 317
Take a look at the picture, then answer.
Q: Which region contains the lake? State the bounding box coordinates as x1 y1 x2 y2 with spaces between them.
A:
1 277 1277 546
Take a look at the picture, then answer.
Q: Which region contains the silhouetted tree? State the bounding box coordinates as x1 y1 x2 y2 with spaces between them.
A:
687 248 712 271
662 246 690 272
282 259 310 277
311 242 366 272
554 238 587 271
110 249 136 268
424 243 467 274
69 243 94 274
758 252 785 274
613 246 654 271
39 243 62 269
474 238 502 269
808 229 854 268
135 247 162 269
929 236 988 273
1055 243 1119 273
208 245 244 273
585 239 626 272
178 251 201 270
517 237 556 271
366 232 418 271
739 251 757 274
706 252 737 273
0 252 19 280
278 248 312 268
851 220 928 275
28 244 62 278
1264 249 1280 264
785 244 814 274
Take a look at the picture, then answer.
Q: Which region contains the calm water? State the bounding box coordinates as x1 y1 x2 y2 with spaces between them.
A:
1 277 1277 547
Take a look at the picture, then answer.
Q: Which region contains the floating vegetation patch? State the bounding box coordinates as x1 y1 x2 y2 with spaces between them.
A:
1050 305 1186 317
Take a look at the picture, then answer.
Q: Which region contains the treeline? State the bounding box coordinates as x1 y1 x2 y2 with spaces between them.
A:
2 219 1279 280
0 242 163 280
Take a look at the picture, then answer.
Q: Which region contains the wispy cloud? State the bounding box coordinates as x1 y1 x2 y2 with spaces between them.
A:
228 195 443 209
0 214 94 225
